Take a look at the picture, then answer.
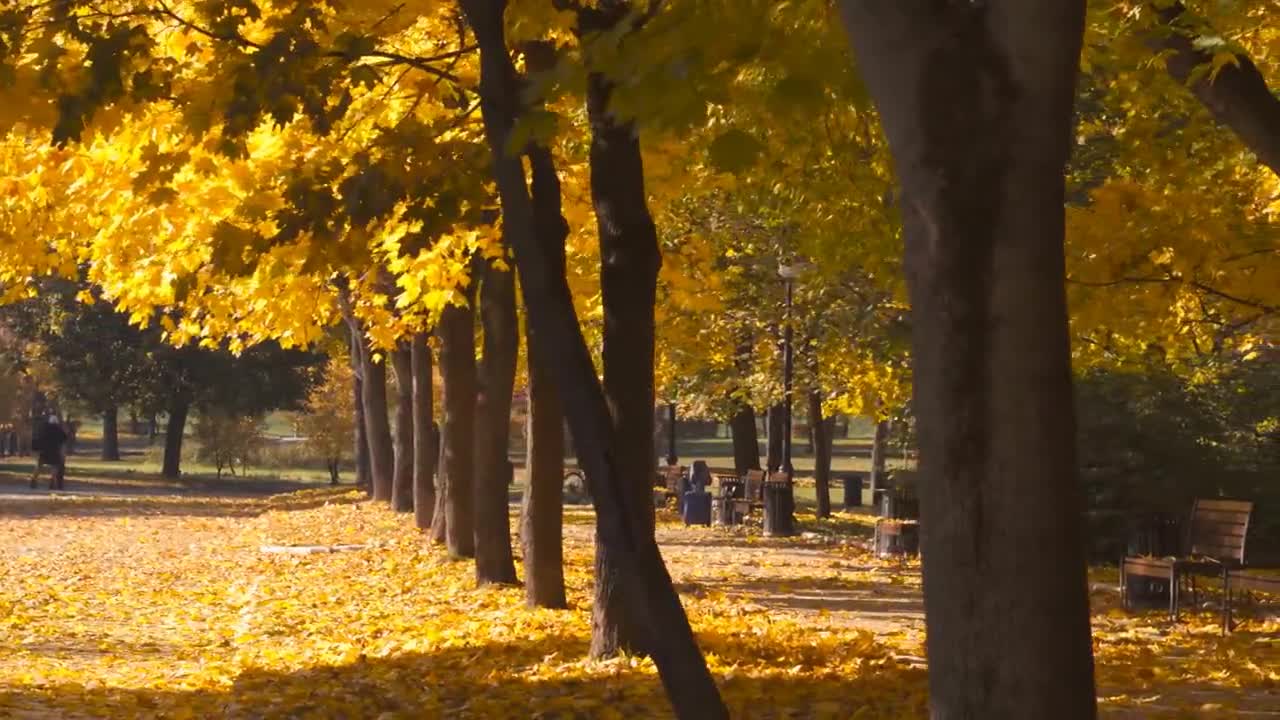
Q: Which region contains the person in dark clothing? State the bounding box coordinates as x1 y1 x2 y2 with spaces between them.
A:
30 415 68 490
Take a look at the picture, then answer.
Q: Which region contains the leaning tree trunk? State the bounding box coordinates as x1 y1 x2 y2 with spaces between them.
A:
1155 2 1280 177
585 56 661 661
161 395 188 479
411 335 436 531
765 403 785 472
438 301 477 560
101 404 121 461
459 0 727 715
390 343 415 513
728 402 761 476
474 259 519 585
808 391 832 519
836 2 1097 717
360 340 395 503
349 330 372 492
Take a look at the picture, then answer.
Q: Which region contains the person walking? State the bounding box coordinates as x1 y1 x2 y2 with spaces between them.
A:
30 414 69 490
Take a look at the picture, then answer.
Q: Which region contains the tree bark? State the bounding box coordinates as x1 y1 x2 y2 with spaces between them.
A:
1155 2 1280 177
474 259 519 585
360 341 394 503
869 418 890 493
519 100 571 609
809 391 832 519
390 343 415 513
458 1 727 715
438 301 477 560
836 2 1096 718
728 403 761 475
411 335 436 531
161 395 188 479
765 403 785 472
350 330 372 492
101 404 120 461
584 46 661 661
521 312 568 608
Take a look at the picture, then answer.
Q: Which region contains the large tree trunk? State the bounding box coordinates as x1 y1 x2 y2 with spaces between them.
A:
390 343 415 513
585 50 661 662
349 331 372 492
101 404 120 461
412 335 436 531
519 104 571 609
458 1 727 715
808 391 832 519
728 403 761 475
161 396 188 479
836 2 1096 717
474 259 519 585
869 418 890 493
1155 2 1280 177
360 341 394 503
765 403 785 471
521 310 568 608
438 301 477 560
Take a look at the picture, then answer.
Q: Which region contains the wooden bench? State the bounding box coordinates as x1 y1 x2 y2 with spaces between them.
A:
656 464 685 505
1121 499 1252 631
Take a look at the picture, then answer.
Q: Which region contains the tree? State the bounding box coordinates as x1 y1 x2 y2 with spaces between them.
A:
299 353 357 484
474 257 519 584
835 2 1097 717
390 343 415 512
411 335 437 530
194 410 265 479
437 299 477 560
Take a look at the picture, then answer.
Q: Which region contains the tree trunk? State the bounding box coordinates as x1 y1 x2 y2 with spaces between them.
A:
438 301 477 560
869 418 890 493
474 259 519 585
129 409 142 437
728 403 761 475
329 459 339 485
390 344 415 513
521 315 568 608
412 335 436 531
431 428 448 544
1155 2 1280 177
809 391 832 519
101 405 120 461
350 331 372 492
459 1 727 715
161 396 187 479
519 88 571 609
835 2 1096 717
585 53 661 661
765 403 785 472
361 341 395 503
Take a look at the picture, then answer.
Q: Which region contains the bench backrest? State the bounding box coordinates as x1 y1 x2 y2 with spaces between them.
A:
744 469 766 499
1187 499 1253 564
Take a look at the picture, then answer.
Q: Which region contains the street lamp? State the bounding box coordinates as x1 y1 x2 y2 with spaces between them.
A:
776 262 812 476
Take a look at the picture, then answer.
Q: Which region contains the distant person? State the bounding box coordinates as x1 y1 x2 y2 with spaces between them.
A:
30 414 68 490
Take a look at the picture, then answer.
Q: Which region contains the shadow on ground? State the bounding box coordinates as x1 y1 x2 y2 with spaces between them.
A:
0 634 930 719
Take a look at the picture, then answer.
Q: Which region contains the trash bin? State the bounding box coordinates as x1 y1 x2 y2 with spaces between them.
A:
682 491 712 526
842 473 864 509
762 479 795 537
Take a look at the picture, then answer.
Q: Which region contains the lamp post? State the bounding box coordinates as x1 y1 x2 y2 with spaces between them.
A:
777 262 810 475
666 402 678 466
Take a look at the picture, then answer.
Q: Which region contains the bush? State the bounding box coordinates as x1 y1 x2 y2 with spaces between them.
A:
194 411 266 479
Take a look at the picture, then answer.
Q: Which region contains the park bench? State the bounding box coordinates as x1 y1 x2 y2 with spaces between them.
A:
1225 570 1280 630
655 464 685 506
731 469 767 520
1121 498 1252 631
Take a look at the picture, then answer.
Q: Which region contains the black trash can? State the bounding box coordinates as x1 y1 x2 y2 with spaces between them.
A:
682 491 712 526
842 473 864 509
762 480 795 537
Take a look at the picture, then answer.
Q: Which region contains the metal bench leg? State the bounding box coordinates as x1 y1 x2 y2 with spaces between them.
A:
1170 567 1179 621
1222 574 1229 635
1120 561 1127 611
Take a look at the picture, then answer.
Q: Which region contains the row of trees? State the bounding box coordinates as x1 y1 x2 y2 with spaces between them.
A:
0 0 1275 717
0 280 320 475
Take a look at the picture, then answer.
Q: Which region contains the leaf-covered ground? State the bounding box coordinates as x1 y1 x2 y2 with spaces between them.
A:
0 480 1276 718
